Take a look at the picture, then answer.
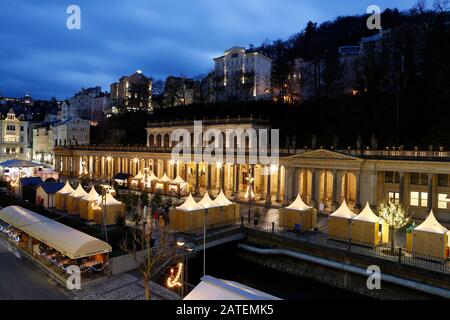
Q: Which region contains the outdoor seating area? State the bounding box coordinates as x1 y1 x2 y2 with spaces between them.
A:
0 206 112 278
169 191 240 232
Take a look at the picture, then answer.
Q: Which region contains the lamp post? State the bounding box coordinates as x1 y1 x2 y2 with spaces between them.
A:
176 237 195 298
245 168 255 224
107 156 112 184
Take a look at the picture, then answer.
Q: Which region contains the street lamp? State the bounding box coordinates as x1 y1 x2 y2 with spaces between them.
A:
176 238 195 298
245 169 255 224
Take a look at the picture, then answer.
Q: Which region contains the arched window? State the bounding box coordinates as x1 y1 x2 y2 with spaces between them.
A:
149 134 155 147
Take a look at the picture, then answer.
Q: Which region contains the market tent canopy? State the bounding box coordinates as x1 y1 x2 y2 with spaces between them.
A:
133 171 144 180
176 194 203 212
286 194 311 211
212 191 234 207
159 173 172 183
69 184 88 199
147 171 158 181
173 175 187 184
330 200 356 219
0 206 112 259
353 203 379 223
0 159 42 168
57 181 75 195
198 192 214 209
184 276 281 300
82 186 100 202
415 210 448 234
101 193 122 206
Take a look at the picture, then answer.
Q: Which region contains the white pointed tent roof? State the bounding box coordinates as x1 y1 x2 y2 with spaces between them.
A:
353 203 379 223
82 186 100 202
212 190 234 207
70 184 88 199
198 192 215 209
330 200 356 219
57 181 75 195
159 173 172 182
414 210 448 235
173 175 187 184
176 194 203 212
286 194 311 211
133 171 144 180
101 193 122 206
147 171 158 182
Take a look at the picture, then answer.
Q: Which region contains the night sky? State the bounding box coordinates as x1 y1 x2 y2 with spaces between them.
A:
0 0 417 99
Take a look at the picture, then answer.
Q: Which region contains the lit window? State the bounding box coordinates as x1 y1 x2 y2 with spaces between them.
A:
410 192 419 206
420 192 428 207
438 194 448 209
388 192 400 204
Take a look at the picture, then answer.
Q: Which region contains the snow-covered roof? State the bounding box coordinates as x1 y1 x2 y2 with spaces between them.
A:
330 200 356 219
212 190 234 207
184 276 281 300
56 181 74 194
69 184 88 199
176 194 203 212
286 194 311 211
82 186 100 202
198 192 214 209
353 203 379 223
414 210 448 235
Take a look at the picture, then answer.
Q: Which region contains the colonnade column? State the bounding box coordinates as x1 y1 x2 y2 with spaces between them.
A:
283 167 292 206
427 173 434 211
195 162 200 195
234 164 240 200
276 166 282 203
311 169 318 208
332 170 339 211
354 172 362 210
399 171 405 206
206 163 212 193
265 166 272 208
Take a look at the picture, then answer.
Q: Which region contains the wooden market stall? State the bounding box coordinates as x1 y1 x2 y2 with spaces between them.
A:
79 186 101 221
152 173 171 194
328 200 356 241
55 181 75 211
351 203 389 247
168 175 189 196
144 171 158 192
211 191 240 222
169 194 205 232
412 210 449 259
131 171 145 190
279 194 317 232
93 193 125 226
35 182 65 208
66 184 88 215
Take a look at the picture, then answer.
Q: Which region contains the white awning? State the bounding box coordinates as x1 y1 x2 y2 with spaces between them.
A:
0 206 112 259
212 191 234 207
100 193 122 206
184 276 281 300
173 175 187 184
330 200 356 219
353 203 379 223
415 210 448 235
147 171 158 182
176 194 203 212
82 186 100 202
159 173 172 183
133 171 144 180
69 184 88 199
286 194 310 211
56 181 74 195
198 192 214 209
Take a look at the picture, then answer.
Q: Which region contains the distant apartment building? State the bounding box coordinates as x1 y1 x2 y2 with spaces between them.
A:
110 70 153 113
52 118 90 147
0 109 29 161
69 86 110 123
213 46 272 101
338 46 361 95
163 76 200 107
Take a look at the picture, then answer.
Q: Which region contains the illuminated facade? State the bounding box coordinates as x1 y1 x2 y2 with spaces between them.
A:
0 109 29 161
32 127 54 165
213 46 272 101
110 70 153 113
54 120 450 223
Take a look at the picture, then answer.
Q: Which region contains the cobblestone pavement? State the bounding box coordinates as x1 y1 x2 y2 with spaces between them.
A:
73 272 180 300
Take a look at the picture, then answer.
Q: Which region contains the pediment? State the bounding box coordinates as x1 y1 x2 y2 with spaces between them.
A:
287 149 361 161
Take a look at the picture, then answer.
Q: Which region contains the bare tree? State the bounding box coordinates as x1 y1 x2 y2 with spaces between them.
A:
120 212 176 300
433 0 449 12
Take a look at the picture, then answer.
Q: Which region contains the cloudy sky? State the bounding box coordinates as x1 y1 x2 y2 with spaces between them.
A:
0 0 417 99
